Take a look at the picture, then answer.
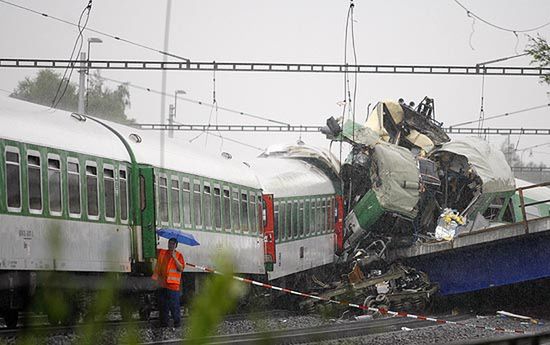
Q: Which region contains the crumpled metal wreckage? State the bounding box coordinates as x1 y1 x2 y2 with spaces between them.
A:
308 97 515 315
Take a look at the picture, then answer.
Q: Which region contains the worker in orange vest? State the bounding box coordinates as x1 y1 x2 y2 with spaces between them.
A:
152 237 185 328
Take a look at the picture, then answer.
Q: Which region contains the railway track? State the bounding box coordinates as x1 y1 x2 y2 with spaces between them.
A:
141 314 472 345
0 309 292 339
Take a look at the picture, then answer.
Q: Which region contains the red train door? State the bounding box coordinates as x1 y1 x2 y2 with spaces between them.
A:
262 194 276 271
335 195 344 253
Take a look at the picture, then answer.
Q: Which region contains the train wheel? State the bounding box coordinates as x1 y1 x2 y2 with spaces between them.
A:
3 310 19 329
46 310 61 326
121 303 136 322
139 305 152 321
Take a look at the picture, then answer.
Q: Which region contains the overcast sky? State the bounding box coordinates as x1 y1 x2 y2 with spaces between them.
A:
1 0 550 164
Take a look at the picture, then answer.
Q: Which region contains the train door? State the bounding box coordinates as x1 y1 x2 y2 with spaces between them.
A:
138 165 157 267
262 194 276 271
335 195 344 253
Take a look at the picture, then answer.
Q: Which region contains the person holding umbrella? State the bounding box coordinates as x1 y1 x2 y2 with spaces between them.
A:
152 237 185 328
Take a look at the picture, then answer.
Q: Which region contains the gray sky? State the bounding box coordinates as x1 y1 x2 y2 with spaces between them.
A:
1 0 550 164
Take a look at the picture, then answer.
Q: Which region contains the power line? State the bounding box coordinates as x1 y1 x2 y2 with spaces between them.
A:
51 0 93 109
450 103 550 127
2 58 550 76
171 119 264 151
0 0 189 62
97 75 290 126
454 0 550 33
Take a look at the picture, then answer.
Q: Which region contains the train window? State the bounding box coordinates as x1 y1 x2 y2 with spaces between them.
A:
27 153 42 212
291 201 298 238
159 176 169 223
328 197 334 230
171 178 181 226
316 199 322 233
232 190 240 231
223 188 231 231
193 180 202 228
182 179 191 226
257 194 263 234
154 176 159 226
203 184 212 229
322 199 327 232
47 157 62 214
86 164 99 217
119 169 128 222
285 201 292 239
68 160 81 215
304 200 310 236
279 202 286 240
5 148 21 210
104 167 115 220
298 200 304 237
273 202 279 241
214 186 222 230
310 199 316 235
249 195 256 234
241 192 249 233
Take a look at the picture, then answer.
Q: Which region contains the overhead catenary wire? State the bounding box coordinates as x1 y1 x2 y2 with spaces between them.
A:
450 103 550 127
51 0 92 109
97 75 291 126
454 0 550 34
0 0 190 62
173 120 264 152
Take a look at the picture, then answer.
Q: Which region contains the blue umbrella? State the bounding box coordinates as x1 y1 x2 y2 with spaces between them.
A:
157 228 200 246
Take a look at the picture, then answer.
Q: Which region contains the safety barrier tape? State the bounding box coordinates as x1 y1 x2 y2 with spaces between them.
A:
186 262 527 334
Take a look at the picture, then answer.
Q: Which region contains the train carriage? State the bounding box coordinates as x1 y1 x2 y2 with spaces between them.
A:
250 146 343 280
0 96 343 327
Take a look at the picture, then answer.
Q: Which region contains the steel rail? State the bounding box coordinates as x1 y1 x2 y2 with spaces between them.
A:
141 314 472 345
1 58 549 76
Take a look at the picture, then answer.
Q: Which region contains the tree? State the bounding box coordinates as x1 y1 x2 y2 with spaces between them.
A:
526 35 550 84
11 69 134 124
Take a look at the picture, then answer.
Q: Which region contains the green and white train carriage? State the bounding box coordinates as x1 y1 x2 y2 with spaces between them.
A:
250 145 343 281
0 96 344 326
0 95 270 278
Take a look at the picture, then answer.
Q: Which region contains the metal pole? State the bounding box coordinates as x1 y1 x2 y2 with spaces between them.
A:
86 40 91 114
78 51 86 114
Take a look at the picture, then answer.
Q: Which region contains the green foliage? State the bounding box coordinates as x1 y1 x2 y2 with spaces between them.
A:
86 71 134 124
186 256 246 344
526 35 550 84
11 69 78 111
11 69 134 124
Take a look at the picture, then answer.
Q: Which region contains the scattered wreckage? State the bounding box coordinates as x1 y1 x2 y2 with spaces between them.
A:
302 97 516 315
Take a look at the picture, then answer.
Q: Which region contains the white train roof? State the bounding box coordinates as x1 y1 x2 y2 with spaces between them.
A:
0 96 260 189
250 155 336 198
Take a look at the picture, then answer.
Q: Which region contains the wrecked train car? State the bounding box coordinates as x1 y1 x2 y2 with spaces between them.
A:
323 98 515 255
308 98 518 314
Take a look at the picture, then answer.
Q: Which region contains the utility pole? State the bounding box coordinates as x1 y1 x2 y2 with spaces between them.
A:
169 90 186 138
168 104 175 138
78 51 86 114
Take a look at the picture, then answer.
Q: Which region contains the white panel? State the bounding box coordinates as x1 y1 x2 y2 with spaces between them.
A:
268 234 335 280
156 230 265 275
0 214 131 272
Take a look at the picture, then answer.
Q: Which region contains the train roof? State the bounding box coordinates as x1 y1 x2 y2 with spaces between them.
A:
434 137 516 193
0 96 261 189
250 155 336 198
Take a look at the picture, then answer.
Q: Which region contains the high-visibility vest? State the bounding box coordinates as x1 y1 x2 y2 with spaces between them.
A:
152 249 185 291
